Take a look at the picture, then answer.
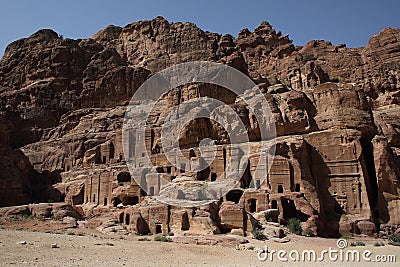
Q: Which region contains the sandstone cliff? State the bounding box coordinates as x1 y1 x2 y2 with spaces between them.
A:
0 16 399 237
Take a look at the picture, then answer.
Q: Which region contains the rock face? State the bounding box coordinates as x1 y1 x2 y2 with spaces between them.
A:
0 143 34 206
0 202 83 220
0 17 399 237
0 115 36 206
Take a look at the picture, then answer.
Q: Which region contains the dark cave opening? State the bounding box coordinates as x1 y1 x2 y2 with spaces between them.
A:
360 138 379 225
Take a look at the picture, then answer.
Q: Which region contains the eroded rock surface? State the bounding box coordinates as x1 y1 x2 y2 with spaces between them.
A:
1 17 399 237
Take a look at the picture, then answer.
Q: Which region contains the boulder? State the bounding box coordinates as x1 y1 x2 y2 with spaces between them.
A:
230 228 244 236
265 209 279 223
356 221 377 236
30 204 53 218
4 205 30 217
52 203 83 220
62 216 78 228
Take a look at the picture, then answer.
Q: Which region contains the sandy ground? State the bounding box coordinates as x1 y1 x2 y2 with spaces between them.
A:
0 218 399 266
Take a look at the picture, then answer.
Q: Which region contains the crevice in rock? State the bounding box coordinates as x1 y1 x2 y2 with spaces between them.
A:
360 138 379 224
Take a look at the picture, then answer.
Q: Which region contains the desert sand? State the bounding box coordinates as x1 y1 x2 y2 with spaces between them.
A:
1 226 399 267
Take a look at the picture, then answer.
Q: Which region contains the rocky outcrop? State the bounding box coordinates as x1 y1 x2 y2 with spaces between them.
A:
0 202 83 220
0 17 399 237
0 143 34 206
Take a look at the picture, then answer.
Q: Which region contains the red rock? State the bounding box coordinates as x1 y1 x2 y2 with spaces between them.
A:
0 17 399 239
356 220 377 236
4 205 30 216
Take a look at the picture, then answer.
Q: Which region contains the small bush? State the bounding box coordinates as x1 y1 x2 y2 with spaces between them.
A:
388 235 400 246
138 237 150 241
67 232 75 236
302 54 316 64
350 242 357 247
248 246 255 251
356 241 365 246
105 242 114 246
388 235 400 243
374 242 385 247
304 229 314 237
168 232 174 236
147 232 153 236
287 218 302 235
252 228 267 241
154 235 169 242
22 214 35 219
85 214 95 220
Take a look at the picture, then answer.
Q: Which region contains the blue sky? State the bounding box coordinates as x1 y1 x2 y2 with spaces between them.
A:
0 0 399 57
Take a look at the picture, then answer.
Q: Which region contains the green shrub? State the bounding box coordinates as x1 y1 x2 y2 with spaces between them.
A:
287 218 302 235
304 228 314 237
302 54 316 64
374 242 385 246
388 235 400 243
138 237 150 241
154 235 169 242
168 232 174 236
252 228 267 241
388 235 400 246
350 242 357 247
22 214 35 219
356 241 365 246
105 242 114 246
85 214 95 220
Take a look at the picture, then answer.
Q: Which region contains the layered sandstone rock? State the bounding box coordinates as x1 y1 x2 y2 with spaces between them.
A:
0 144 34 206
0 202 83 220
0 17 399 237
